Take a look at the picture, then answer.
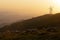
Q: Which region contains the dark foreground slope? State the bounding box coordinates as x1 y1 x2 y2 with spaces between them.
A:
0 13 60 40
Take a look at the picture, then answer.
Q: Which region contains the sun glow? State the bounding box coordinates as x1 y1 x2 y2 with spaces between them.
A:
49 0 60 14
50 0 60 7
53 0 60 6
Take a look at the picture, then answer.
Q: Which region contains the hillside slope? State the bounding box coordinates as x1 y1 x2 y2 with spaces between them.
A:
0 13 60 40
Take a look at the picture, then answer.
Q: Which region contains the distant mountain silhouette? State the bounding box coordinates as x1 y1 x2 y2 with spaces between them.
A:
0 13 60 40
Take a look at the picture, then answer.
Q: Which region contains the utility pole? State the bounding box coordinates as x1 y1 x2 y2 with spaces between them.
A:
49 7 53 14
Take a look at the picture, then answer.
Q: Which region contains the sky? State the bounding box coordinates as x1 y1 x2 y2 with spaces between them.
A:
1 0 60 15
0 0 50 15
0 0 60 14
0 0 60 24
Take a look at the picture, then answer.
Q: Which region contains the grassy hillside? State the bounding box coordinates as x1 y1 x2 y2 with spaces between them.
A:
0 13 60 40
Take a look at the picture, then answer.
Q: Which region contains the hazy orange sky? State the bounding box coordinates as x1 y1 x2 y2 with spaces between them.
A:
0 0 60 15
0 0 60 19
0 0 51 15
